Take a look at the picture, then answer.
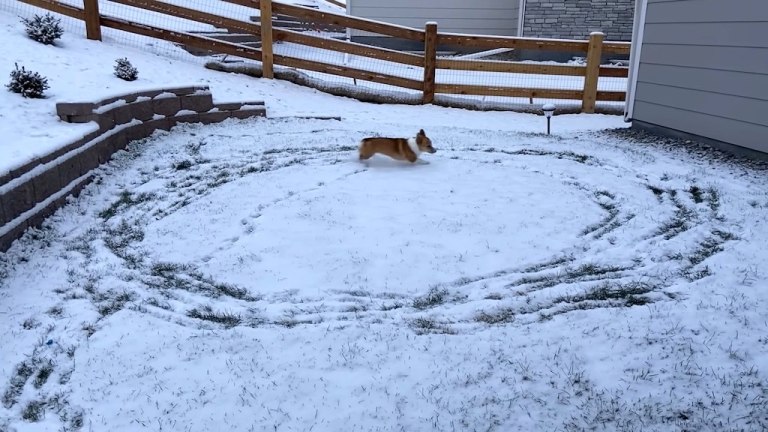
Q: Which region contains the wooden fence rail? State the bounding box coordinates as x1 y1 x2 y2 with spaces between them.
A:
18 0 631 113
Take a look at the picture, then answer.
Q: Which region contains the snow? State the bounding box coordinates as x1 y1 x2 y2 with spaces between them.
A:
2 2 768 432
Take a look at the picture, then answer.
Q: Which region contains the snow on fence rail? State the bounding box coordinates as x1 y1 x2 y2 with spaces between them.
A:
18 0 631 113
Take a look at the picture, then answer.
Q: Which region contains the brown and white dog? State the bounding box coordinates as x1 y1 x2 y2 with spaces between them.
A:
358 129 436 164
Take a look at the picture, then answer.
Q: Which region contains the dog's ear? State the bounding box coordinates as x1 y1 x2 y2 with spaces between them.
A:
418 129 425 136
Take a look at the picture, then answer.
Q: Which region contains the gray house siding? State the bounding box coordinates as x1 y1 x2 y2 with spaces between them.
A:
630 0 768 154
521 0 634 41
348 0 520 36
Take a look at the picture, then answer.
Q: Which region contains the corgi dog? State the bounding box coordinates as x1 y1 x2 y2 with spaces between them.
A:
358 129 436 164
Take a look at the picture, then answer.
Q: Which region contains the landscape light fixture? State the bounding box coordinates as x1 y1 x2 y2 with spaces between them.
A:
542 103 556 135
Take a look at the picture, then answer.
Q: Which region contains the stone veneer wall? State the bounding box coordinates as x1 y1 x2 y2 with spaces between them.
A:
0 86 266 252
522 0 635 41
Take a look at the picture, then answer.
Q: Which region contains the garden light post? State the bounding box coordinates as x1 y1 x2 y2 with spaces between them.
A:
542 103 556 135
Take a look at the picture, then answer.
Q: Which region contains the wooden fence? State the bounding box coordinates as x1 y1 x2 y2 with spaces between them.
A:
18 0 631 113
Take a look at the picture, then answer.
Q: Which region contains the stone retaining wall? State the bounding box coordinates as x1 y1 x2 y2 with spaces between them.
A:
522 0 635 41
0 86 267 252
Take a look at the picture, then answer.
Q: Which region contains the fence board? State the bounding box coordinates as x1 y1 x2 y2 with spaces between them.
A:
273 54 422 90
18 0 83 20
274 29 423 66
111 0 261 35
323 0 345 8
221 0 425 41
272 2 425 41
100 16 263 61
599 66 629 78
437 33 589 52
602 42 631 55
438 59 587 76
596 91 626 101
435 84 583 100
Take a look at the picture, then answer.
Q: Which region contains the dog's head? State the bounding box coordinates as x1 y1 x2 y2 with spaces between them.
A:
416 129 436 153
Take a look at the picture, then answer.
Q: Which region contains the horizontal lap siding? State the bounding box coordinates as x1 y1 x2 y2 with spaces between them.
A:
633 0 768 153
349 0 519 36
634 101 768 151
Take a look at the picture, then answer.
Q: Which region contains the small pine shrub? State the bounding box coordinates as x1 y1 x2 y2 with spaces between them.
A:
21 13 64 45
6 64 49 98
114 58 138 81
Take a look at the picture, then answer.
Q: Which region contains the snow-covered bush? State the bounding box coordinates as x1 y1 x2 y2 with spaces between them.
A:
6 64 49 98
21 13 63 45
114 58 138 81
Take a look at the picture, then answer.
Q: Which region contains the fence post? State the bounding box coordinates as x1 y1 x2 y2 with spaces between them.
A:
422 22 437 104
581 31 604 113
83 0 102 41
260 0 274 79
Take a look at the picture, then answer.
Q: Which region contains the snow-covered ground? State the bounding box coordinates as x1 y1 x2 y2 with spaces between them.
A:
3 3 768 432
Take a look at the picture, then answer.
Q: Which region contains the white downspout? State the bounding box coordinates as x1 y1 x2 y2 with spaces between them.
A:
517 0 526 37
625 0 647 122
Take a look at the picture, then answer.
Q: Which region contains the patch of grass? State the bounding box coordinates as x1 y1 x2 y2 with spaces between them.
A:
475 308 515 325
97 290 133 317
21 400 46 422
706 187 721 213
683 266 712 282
33 360 54 389
511 263 627 291
484 293 503 300
274 318 316 328
81 322 97 338
595 190 616 200
173 159 194 170
653 196 695 240
22 318 40 330
150 261 187 276
380 302 404 311
343 304 368 313
214 282 253 301
59 369 73 385
144 297 172 310
67 410 84 430
412 287 449 310
469 147 591 164
410 317 456 335
524 255 572 273
553 281 654 307
2 360 35 408
206 169 232 188
333 289 371 297
187 306 241 328
103 220 145 254
647 185 665 200
582 198 620 237
148 262 259 301
688 185 704 203
569 263 626 278
98 191 156 220
47 305 64 318
688 238 725 267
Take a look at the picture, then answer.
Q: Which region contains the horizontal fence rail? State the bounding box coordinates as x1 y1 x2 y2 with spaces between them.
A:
17 0 631 113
